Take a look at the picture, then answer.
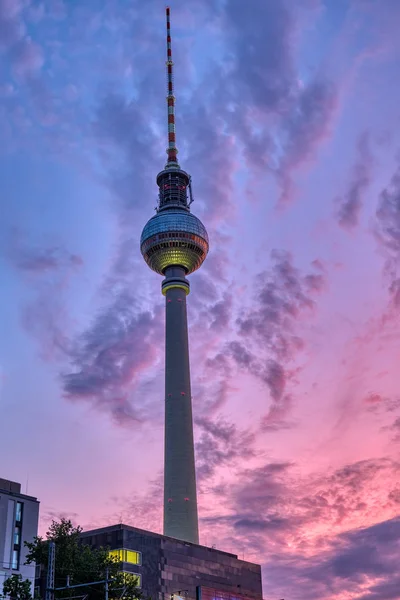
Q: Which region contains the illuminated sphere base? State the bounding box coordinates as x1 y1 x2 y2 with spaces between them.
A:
140 209 209 275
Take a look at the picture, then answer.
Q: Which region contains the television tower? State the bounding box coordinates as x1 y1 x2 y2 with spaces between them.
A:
140 7 209 545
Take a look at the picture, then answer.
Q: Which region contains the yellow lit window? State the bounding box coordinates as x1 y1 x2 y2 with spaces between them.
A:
108 549 141 565
122 572 141 587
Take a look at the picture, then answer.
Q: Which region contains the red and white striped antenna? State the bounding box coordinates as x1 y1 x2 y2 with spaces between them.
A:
165 6 179 169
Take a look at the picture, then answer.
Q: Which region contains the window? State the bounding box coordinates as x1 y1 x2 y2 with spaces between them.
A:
12 549 19 570
14 526 21 546
15 502 22 523
122 572 141 588
108 549 141 565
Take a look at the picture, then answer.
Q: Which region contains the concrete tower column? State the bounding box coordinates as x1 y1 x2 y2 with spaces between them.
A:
162 266 199 544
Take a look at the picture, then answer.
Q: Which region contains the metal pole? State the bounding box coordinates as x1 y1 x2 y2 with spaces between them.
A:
45 542 55 600
105 568 109 600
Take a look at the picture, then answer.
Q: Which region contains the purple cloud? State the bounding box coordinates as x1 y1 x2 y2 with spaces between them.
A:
225 251 326 425
195 417 256 480
0 0 44 77
10 245 83 272
279 78 338 205
336 132 374 229
62 289 162 427
199 456 400 598
5 238 84 360
375 158 400 308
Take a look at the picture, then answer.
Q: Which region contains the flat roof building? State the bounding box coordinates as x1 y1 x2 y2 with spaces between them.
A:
0 478 39 594
81 524 263 600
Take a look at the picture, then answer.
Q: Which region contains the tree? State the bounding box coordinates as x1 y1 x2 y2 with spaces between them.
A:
2 574 32 600
24 518 144 600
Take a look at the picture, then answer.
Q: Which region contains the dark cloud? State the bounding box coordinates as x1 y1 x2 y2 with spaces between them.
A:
227 341 253 369
386 416 400 442
93 92 159 215
0 0 44 77
375 159 400 308
0 0 24 49
364 392 400 414
210 0 339 206
336 132 374 230
284 518 400 600
278 78 338 206
236 251 320 361
21 294 72 360
222 0 294 112
5 237 84 360
10 245 83 273
191 351 234 417
304 272 326 293
207 294 232 331
364 391 384 405
209 457 398 544
231 462 294 516
261 360 286 401
261 393 294 431
234 516 292 532
201 457 400 599
376 161 400 255
226 251 326 427
62 288 162 427
195 417 256 480
388 488 400 504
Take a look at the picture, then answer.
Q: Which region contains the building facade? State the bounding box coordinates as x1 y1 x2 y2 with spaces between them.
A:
81 524 262 600
0 478 39 594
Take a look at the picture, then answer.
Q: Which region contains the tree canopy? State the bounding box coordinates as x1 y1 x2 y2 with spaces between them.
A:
22 518 144 600
2 574 33 600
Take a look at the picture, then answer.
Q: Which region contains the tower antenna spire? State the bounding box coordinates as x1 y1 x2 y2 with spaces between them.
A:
165 6 179 169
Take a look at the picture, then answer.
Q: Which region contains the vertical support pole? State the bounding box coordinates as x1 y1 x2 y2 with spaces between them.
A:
105 568 109 600
45 542 55 600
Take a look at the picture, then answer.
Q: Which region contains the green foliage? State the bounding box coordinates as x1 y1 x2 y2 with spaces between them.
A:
24 518 144 600
2 574 32 600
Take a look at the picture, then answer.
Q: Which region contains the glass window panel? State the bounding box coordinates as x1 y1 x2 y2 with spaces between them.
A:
14 526 20 546
12 549 19 569
15 502 22 522
125 550 140 564
108 549 141 565
109 549 123 562
122 572 141 587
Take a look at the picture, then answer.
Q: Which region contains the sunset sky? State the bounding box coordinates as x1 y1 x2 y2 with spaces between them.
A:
1 0 400 598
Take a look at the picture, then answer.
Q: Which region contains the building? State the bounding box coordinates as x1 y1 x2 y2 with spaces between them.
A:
81 524 263 600
140 7 209 546
0 478 39 594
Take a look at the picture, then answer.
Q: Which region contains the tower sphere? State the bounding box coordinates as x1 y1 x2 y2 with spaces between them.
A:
140 208 209 275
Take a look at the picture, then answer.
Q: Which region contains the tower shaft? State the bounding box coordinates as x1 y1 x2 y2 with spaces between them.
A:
163 266 199 544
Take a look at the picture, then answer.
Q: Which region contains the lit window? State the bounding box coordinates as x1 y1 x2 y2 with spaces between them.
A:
125 550 141 565
108 549 141 565
12 549 19 569
15 502 22 523
122 572 141 587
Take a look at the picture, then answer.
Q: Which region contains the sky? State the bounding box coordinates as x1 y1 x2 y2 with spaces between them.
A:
1 0 400 598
